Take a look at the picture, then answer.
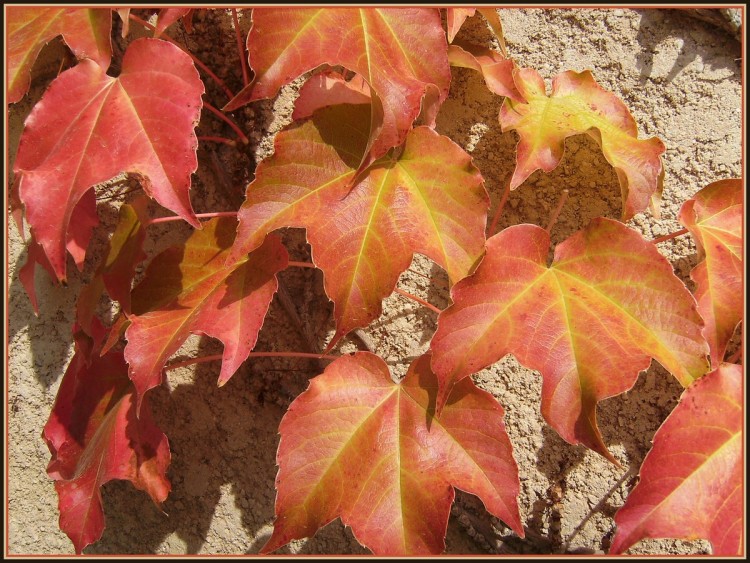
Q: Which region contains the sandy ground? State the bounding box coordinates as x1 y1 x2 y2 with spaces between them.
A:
6 7 743 555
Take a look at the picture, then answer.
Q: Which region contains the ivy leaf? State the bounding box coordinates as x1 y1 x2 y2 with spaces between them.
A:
224 7 451 169
124 218 288 407
611 363 743 555
13 37 203 283
262 352 523 555
76 196 149 342
499 68 665 220
7 7 112 103
291 70 372 121
678 179 743 368
154 8 192 37
430 218 709 462
42 326 170 554
228 104 488 345
447 43 522 101
445 8 507 55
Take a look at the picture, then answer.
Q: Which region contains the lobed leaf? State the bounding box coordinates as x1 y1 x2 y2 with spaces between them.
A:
124 218 288 407
224 7 451 169
430 218 709 462
678 179 743 368
229 104 488 345
447 43 522 101
499 68 665 220
13 38 203 283
43 327 170 554
263 352 523 555
7 7 112 104
611 363 743 555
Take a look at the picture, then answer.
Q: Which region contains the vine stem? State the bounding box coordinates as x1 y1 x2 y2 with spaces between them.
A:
232 9 250 86
203 102 250 145
165 351 337 372
545 189 569 233
198 135 237 147
651 228 689 244
487 181 511 236
128 13 236 101
147 211 237 226
286 261 443 314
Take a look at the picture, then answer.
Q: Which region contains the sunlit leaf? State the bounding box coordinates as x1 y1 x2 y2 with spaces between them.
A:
430 218 709 461
611 363 743 555
499 68 665 220
262 352 523 555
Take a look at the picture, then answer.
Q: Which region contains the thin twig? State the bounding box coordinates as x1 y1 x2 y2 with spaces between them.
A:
726 346 743 364
198 135 237 147
394 287 442 315
128 13 235 100
147 211 237 226
651 227 689 244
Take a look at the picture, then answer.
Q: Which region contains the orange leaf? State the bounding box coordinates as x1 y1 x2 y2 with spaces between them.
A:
228 103 488 345
611 363 743 555
431 218 709 462
262 352 523 555
499 68 665 220
447 43 522 101
678 179 743 368
7 7 112 103
224 8 451 170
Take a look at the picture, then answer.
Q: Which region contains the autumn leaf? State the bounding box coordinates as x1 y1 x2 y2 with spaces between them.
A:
7 7 112 103
262 352 523 555
499 68 665 220
228 104 488 345
678 179 743 368
43 326 170 554
13 38 203 283
291 70 372 121
224 7 451 169
124 218 288 406
76 196 149 341
154 8 192 37
430 218 709 462
445 8 507 55
611 363 743 555
448 43 522 101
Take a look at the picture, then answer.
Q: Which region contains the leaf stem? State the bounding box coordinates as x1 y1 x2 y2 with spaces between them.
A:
545 189 569 233
198 135 237 147
394 288 443 315
651 228 689 244
232 9 250 87
203 102 250 145
164 351 336 371
128 13 236 101
488 181 511 236
147 211 237 226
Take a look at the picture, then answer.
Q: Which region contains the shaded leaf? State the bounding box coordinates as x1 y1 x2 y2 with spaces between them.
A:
263 352 523 555
43 327 170 554
7 7 112 103
292 70 372 121
125 218 288 406
225 7 451 169
430 218 709 461
448 43 522 101
611 363 743 555
229 104 488 345
446 8 507 55
13 38 203 283
678 179 743 368
499 68 665 220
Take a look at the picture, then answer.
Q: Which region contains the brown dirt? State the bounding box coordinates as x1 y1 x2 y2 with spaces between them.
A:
6 7 743 555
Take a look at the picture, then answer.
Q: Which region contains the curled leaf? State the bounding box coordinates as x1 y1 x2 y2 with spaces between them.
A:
611 363 743 555
448 43 522 101
678 179 743 368
263 352 523 555
431 218 709 461
499 68 665 220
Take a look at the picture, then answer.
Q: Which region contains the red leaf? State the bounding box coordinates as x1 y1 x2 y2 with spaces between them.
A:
430 218 709 461
125 218 288 405
263 352 523 555
291 70 372 121
13 38 203 283
611 363 743 555
499 68 666 220
224 8 451 169
154 8 191 37
678 179 743 368
43 328 170 554
228 104 488 345
7 7 112 103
